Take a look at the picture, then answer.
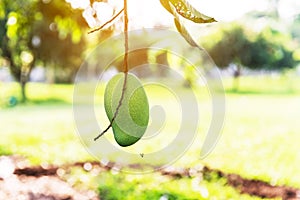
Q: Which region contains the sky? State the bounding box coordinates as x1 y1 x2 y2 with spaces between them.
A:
65 0 300 28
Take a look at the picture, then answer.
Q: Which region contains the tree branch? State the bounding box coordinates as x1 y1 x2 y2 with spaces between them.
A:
94 0 129 141
88 8 124 34
94 73 128 141
123 0 129 73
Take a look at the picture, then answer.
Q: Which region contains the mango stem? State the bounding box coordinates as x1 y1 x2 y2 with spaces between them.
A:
94 0 129 141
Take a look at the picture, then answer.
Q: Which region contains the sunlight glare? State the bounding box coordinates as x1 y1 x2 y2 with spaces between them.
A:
83 2 114 28
65 0 89 9
188 0 269 21
278 0 300 20
93 2 114 23
127 0 173 28
66 0 300 28
7 16 17 25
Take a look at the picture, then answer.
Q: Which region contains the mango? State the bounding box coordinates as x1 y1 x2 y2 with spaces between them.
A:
104 72 149 147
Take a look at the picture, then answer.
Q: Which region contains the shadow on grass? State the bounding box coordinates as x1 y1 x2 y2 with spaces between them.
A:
0 98 71 109
29 98 71 105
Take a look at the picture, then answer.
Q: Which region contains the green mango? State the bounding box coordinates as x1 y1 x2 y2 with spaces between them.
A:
104 72 149 147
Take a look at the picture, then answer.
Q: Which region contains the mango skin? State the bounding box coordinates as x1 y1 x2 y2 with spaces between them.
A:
104 72 149 147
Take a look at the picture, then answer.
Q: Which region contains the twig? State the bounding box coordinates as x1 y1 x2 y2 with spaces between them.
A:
123 0 129 73
88 8 124 34
94 74 128 141
94 0 129 141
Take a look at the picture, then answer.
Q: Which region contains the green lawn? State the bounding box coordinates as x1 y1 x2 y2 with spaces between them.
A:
0 75 299 199
203 75 300 187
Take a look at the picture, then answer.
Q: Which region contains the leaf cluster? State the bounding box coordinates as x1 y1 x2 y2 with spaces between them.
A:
159 0 216 49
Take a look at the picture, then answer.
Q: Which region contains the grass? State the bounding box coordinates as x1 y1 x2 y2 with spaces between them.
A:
60 166 273 200
0 103 92 165
95 171 270 200
201 74 300 187
0 74 299 199
223 74 300 95
202 94 300 186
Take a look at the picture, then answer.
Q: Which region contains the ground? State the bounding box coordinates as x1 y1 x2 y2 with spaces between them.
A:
1 75 300 199
0 156 99 200
1 155 300 200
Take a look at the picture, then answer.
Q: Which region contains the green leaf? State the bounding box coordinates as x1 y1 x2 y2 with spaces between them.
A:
170 3 203 49
160 0 216 24
172 0 216 23
174 18 200 48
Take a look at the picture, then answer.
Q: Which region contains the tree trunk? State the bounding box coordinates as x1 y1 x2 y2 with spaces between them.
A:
20 68 29 103
20 62 34 103
233 65 241 91
20 80 27 103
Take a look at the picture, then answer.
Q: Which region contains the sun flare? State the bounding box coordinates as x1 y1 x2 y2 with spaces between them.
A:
66 0 300 28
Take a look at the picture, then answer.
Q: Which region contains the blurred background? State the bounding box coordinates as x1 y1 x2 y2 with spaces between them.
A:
0 0 300 199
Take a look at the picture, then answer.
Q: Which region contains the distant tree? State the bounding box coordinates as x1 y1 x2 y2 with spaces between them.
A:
204 24 297 90
244 28 297 71
33 0 88 83
0 0 88 102
204 25 251 90
0 0 37 102
290 15 300 41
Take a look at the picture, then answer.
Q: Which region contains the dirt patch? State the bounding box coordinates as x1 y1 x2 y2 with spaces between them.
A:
159 165 300 200
0 175 97 200
1 155 300 200
14 166 58 177
226 173 299 199
0 156 99 200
